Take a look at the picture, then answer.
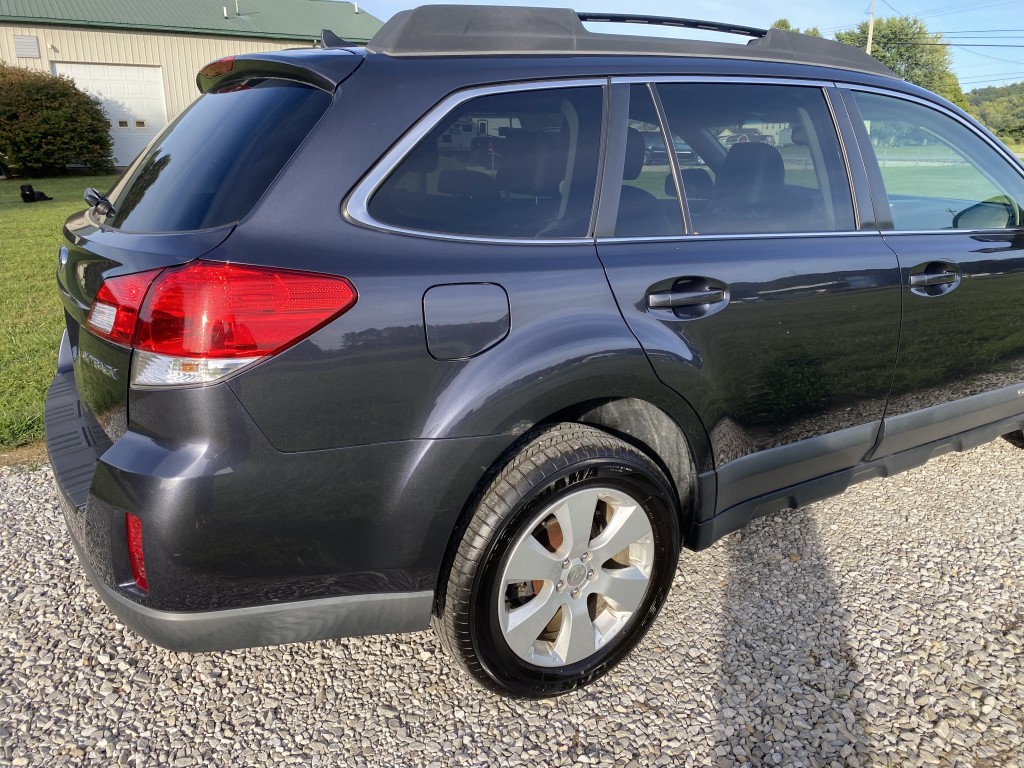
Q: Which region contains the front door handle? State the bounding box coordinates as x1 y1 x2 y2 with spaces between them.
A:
909 271 957 288
648 287 726 310
908 262 961 297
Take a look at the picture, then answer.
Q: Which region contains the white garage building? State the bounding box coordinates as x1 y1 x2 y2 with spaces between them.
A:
0 0 382 165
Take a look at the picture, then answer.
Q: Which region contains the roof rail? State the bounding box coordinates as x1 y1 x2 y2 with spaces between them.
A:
366 5 896 79
576 13 766 39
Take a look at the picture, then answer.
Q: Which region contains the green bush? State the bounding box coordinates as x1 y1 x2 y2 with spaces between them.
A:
0 64 113 173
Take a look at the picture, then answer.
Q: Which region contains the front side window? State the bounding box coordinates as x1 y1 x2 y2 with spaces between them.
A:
851 90 1024 231
657 83 856 235
367 86 603 238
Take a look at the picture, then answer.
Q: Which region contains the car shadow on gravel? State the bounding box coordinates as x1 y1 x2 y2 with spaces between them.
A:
717 507 869 766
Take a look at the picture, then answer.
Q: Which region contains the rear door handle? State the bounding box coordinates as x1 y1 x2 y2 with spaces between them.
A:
648 287 726 309
909 271 957 287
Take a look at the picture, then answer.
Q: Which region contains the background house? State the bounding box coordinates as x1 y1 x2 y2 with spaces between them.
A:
0 0 382 165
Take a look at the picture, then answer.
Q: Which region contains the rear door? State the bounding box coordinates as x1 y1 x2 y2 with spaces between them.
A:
841 87 1024 457
596 79 902 513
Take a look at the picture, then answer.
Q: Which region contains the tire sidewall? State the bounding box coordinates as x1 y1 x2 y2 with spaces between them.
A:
468 454 679 698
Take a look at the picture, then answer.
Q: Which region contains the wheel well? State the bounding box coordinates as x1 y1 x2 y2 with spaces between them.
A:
562 398 697 527
432 398 699 617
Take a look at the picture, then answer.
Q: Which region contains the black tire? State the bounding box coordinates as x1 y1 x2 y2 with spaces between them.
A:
434 423 681 698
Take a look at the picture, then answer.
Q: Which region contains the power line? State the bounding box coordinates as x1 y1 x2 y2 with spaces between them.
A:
910 0 1020 19
957 47 1024 65
960 70 1024 81
963 76 1024 85
934 29 1024 33
890 43 1024 47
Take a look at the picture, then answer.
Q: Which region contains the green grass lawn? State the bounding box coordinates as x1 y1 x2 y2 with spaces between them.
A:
0 174 118 449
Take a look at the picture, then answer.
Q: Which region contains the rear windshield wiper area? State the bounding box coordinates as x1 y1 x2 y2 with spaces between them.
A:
84 187 115 216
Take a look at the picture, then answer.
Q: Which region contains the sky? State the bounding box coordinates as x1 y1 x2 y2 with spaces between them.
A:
354 0 1024 91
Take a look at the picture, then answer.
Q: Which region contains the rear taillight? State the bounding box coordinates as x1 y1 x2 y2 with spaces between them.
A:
125 513 148 592
85 269 162 345
85 262 357 387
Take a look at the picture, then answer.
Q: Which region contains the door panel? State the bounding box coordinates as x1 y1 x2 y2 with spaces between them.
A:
598 236 902 510
843 89 1024 457
874 231 1024 455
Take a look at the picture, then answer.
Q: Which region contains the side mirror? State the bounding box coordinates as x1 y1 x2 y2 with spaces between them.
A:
84 188 101 207
952 198 1015 230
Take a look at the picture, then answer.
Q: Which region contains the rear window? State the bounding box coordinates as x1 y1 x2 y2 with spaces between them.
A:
103 80 330 233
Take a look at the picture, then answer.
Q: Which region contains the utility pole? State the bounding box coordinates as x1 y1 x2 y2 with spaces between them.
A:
866 0 876 54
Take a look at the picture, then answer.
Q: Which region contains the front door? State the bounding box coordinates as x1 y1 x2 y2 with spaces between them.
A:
842 88 1024 457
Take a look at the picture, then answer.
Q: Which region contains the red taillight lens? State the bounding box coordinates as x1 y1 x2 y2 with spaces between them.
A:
134 262 357 358
126 513 148 592
85 269 162 345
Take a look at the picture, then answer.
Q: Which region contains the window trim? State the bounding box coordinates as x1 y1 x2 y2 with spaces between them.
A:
651 82 693 234
838 83 1024 236
343 78 608 245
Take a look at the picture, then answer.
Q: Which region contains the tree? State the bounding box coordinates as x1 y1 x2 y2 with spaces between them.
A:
771 19 822 38
0 64 113 173
967 81 1024 142
835 17 968 110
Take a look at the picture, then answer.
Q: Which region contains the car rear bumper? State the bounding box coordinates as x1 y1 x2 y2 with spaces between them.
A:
61 513 431 651
44 333 507 650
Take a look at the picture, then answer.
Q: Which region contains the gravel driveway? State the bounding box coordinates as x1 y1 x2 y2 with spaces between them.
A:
1 441 1021 767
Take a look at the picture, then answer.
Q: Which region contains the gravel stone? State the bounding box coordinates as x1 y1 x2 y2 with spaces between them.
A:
1 441 1023 766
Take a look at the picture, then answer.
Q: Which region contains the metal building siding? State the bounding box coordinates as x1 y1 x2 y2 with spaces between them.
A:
0 0 382 42
0 24 303 118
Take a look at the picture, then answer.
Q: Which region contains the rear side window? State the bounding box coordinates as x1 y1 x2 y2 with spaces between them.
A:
104 80 330 233
657 83 855 235
367 86 603 238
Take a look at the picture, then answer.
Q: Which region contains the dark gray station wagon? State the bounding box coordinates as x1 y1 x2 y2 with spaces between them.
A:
46 6 1024 697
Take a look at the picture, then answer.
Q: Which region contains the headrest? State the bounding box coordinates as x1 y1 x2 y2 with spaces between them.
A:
678 168 713 199
438 169 498 198
713 142 785 205
495 132 562 196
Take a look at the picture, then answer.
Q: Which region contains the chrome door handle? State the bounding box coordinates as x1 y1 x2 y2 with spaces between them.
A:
648 288 726 309
909 271 957 288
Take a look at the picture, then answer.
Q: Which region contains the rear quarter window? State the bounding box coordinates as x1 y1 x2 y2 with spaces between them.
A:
366 86 603 239
103 80 331 233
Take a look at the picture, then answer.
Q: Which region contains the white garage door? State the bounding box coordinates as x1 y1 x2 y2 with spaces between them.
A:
52 63 167 167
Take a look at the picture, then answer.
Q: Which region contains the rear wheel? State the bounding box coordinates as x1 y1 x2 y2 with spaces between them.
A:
435 423 680 697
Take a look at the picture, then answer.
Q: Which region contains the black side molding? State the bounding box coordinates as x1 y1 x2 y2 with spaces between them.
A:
691 411 1024 550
